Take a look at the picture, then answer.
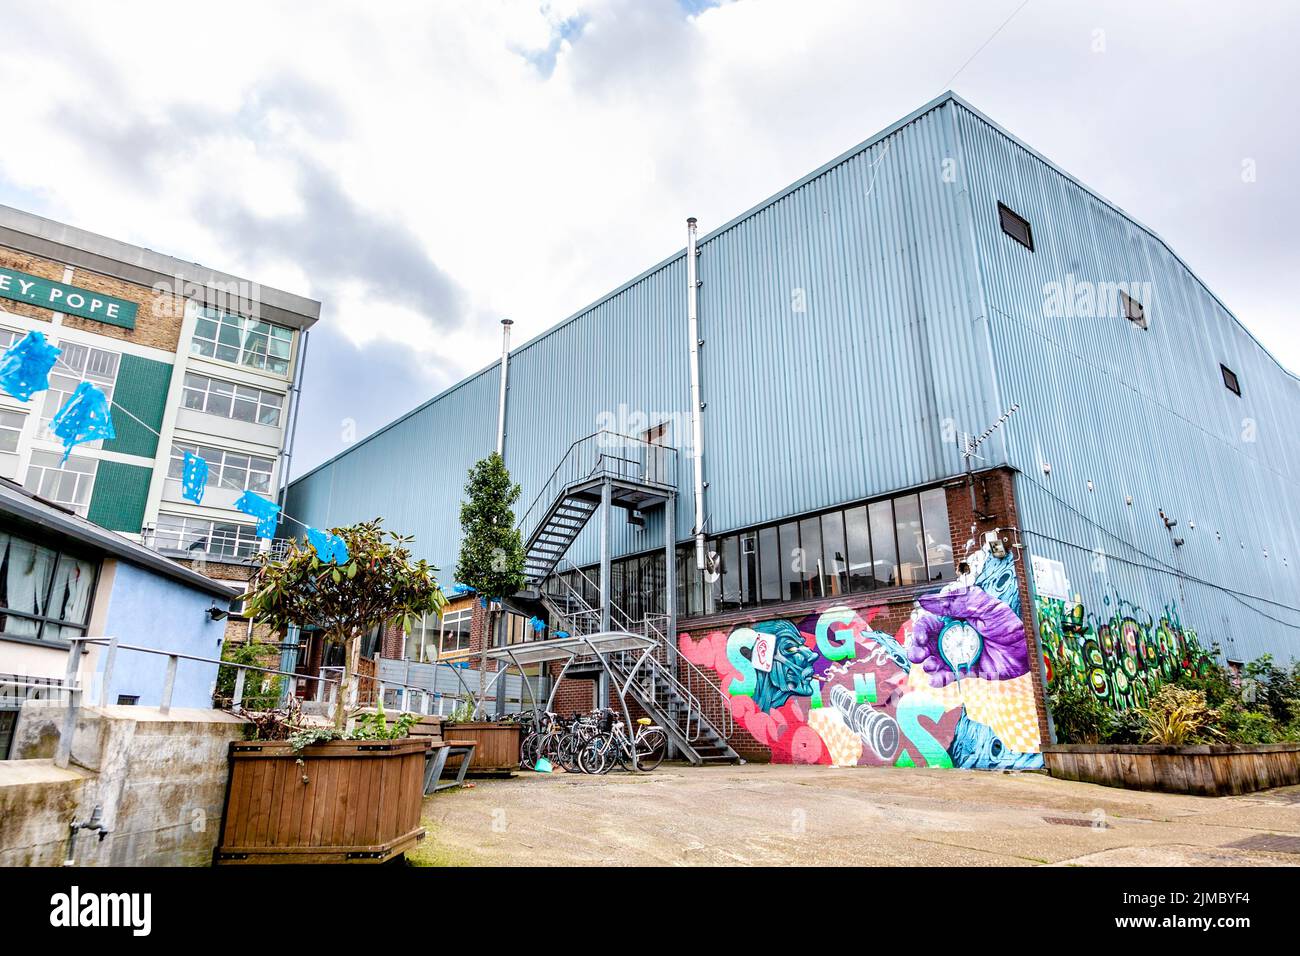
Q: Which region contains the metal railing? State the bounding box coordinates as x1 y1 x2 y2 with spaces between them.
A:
140 529 294 564
542 564 736 744
46 637 453 769
518 430 678 546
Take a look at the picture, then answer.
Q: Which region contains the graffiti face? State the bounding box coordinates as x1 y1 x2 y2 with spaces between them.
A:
754 622 819 711
679 546 1044 770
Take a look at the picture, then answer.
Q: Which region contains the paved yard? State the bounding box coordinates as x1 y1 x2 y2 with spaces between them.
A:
412 763 1300 866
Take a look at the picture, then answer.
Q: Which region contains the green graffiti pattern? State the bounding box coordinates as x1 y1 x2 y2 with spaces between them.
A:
1037 593 1215 711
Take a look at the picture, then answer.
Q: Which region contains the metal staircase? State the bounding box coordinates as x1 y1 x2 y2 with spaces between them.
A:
541 567 741 765
519 431 677 586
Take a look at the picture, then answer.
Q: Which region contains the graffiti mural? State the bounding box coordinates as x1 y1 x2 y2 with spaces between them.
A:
679 547 1043 770
1036 591 1215 712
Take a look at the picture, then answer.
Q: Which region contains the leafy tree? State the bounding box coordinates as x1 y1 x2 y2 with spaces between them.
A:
245 519 446 729
455 454 526 713
455 453 526 599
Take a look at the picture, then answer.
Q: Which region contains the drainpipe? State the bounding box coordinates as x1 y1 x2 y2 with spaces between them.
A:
686 218 706 571
496 318 513 457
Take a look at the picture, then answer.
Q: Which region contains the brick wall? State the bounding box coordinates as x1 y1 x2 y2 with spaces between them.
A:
0 244 187 350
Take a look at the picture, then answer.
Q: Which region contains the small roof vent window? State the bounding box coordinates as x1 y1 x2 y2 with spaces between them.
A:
997 202 1033 251
1221 364 1241 396
1120 290 1148 329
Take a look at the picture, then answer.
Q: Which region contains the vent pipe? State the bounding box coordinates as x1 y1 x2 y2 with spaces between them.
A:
686 218 706 570
496 318 513 457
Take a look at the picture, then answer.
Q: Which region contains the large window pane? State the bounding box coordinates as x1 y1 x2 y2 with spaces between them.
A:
821 511 848 597
798 517 822 599
844 505 872 592
894 494 925 586
719 536 741 611
739 532 759 607
919 488 955 583
868 500 898 589
778 522 801 601
758 526 781 604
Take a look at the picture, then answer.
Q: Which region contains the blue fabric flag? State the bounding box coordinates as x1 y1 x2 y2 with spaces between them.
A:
529 616 546 633
234 490 280 539
0 330 61 401
181 451 208 504
306 526 350 564
49 381 115 462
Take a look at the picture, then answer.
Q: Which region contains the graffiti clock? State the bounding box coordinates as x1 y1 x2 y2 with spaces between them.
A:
937 620 984 678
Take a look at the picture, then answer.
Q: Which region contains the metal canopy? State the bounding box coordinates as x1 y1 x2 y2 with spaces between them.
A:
479 631 653 667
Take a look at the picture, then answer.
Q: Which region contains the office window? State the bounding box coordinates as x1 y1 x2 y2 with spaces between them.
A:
405 612 441 663
798 516 822 600
758 526 781 605
153 513 260 559
191 307 294 375
868 500 898 589
24 450 97 515
997 202 1033 251
844 505 872 593
0 533 96 643
0 409 25 453
739 532 760 607
1221 364 1241 397
440 608 473 655
718 536 742 611
0 327 22 349
182 373 284 426
1120 290 1147 330
821 511 848 597
41 341 120 433
919 488 955 582
778 522 801 601
169 443 274 495
894 494 926 586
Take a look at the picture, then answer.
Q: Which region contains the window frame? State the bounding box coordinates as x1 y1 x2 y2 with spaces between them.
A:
153 512 261 559
181 372 285 427
997 201 1034 251
190 308 295 376
0 533 101 647
1220 364 1241 397
168 442 275 495
1119 290 1148 330
25 450 99 515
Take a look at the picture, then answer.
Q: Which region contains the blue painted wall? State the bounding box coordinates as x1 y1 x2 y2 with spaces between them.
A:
97 561 228 708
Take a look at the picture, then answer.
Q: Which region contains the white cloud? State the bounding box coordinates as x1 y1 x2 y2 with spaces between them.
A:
0 0 1296 473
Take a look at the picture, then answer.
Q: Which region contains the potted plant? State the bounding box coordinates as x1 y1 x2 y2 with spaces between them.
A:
214 521 448 864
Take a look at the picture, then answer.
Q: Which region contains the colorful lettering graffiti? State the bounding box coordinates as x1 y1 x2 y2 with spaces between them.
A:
679 548 1043 770
1036 592 1215 711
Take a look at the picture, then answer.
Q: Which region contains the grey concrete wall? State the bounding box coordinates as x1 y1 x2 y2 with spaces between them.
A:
0 702 247 866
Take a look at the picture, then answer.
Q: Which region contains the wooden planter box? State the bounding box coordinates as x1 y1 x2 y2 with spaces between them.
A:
440 722 521 774
1044 743 1300 796
215 737 430 864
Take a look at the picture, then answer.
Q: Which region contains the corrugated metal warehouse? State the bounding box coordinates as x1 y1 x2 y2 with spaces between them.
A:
286 92 1300 768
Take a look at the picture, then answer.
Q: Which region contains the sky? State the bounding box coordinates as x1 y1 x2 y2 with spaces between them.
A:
0 0 1295 478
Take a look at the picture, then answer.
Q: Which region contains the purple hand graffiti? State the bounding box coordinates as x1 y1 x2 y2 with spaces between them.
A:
907 585 1030 687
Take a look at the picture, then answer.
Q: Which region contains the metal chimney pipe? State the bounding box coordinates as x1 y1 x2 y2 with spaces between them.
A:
686 218 706 571
496 318 513 457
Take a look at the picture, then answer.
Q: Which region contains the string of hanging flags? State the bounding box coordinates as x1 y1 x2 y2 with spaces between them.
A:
0 329 347 565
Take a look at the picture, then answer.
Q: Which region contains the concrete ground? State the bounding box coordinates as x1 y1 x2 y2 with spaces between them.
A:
412 763 1300 866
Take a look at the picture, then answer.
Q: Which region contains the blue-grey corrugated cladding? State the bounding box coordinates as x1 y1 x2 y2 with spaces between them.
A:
289 97 996 572
695 100 995 535
953 102 1300 663
285 369 500 571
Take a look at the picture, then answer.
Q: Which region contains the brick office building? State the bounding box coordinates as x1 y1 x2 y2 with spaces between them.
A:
0 205 320 690
286 92 1300 768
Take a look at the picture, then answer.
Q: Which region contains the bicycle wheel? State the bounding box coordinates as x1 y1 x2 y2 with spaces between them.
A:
520 732 539 770
556 734 580 772
637 730 668 772
577 736 608 774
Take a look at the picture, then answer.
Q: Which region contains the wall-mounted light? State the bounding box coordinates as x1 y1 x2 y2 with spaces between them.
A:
207 606 229 622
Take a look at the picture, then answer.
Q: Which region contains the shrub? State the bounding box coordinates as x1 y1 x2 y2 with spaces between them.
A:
216 641 283 711
1218 704 1280 745
1101 707 1146 745
1141 685 1223 745
1048 680 1113 744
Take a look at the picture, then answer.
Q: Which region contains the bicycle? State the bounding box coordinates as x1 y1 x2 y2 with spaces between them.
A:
577 712 668 774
